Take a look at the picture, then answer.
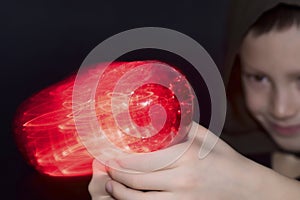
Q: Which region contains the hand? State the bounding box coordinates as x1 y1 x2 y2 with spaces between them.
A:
88 159 114 200
103 122 300 200
104 122 253 200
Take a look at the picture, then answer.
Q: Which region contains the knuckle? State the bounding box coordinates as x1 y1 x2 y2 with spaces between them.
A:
175 175 196 189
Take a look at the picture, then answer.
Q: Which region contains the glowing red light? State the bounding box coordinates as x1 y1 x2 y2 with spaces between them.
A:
128 83 181 152
13 61 194 177
14 75 93 177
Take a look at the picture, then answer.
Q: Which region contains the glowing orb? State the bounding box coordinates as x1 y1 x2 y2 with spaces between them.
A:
13 60 194 177
94 61 194 153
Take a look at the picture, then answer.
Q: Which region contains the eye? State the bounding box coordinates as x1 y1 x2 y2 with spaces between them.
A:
296 76 300 88
243 72 268 83
250 74 266 82
241 72 271 90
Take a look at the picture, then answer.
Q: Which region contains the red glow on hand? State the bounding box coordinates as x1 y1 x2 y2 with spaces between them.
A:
13 61 194 177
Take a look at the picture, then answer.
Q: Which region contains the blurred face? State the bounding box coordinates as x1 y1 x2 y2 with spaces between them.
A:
240 26 300 152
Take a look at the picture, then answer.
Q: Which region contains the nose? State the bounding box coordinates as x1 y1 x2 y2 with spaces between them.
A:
270 88 297 120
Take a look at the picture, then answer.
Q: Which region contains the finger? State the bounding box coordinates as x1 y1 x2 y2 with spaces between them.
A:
106 180 172 200
91 195 115 200
107 167 177 191
89 159 113 198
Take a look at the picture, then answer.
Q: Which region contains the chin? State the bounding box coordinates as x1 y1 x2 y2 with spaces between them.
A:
272 136 300 152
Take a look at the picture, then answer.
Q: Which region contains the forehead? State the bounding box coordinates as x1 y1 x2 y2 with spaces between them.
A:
239 26 300 74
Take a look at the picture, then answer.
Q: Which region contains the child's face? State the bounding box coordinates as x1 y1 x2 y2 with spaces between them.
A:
240 26 300 152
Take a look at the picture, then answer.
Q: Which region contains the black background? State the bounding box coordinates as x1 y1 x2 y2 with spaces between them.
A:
1 1 230 199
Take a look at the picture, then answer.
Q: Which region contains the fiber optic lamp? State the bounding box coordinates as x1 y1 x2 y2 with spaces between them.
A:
13 60 194 177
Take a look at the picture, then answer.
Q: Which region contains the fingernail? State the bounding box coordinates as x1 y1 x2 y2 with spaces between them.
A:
105 180 113 194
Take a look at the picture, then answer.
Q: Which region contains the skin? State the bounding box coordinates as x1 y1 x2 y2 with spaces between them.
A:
88 26 300 199
240 26 300 152
89 125 300 200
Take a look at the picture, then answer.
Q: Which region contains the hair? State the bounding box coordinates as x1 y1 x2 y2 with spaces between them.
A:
249 3 300 36
227 3 300 123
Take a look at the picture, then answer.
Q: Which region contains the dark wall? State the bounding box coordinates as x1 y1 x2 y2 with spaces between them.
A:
1 1 230 199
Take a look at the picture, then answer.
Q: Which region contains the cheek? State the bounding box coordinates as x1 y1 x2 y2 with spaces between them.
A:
243 86 268 117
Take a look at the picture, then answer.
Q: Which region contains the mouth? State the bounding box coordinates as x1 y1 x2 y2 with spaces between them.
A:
270 122 300 137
